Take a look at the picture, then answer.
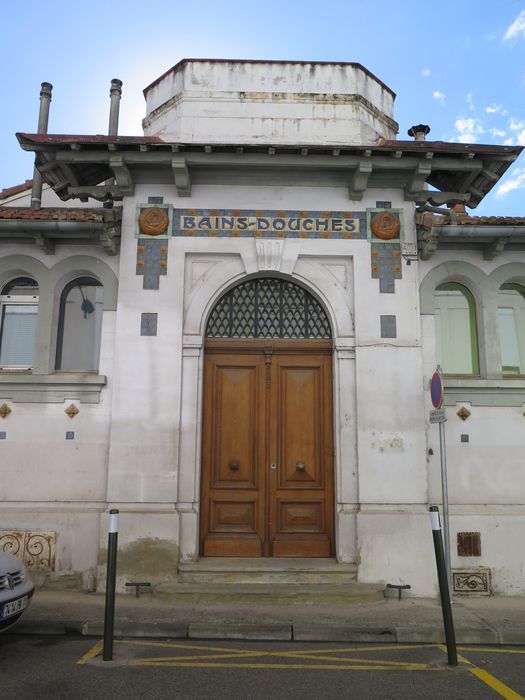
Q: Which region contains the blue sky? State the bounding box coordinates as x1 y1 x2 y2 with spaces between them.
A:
1 0 525 215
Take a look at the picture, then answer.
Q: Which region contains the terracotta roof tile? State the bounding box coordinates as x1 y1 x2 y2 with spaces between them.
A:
0 207 121 222
0 180 33 200
417 210 525 228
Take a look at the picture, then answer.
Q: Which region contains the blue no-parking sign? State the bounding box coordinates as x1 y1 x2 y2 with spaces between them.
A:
430 370 443 409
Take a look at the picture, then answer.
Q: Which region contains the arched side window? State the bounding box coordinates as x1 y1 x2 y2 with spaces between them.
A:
55 278 103 371
206 278 331 339
434 282 479 375
0 277 39 368
498 283 525 375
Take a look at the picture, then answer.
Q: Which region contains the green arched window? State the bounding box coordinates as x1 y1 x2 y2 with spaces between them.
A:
498 283 525 375
0 277 39 368
55 278 103 371
434 282 479 374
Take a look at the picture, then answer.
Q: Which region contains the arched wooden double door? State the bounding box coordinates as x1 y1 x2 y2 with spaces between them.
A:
200 278 335 557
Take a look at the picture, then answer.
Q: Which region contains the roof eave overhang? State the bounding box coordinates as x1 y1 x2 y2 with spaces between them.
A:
16 133 523 207
418 223 525 261
0 209 122 255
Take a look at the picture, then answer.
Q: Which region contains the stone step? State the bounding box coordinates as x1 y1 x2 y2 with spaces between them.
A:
155 581 384 605
177 558 358 585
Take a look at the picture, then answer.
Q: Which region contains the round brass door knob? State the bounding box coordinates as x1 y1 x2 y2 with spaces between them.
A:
229 459 240 471
295 461 306 471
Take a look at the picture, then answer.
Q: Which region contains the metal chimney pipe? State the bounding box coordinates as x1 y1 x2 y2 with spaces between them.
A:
31 82 53 210
407 124 431 142
108 79 123 136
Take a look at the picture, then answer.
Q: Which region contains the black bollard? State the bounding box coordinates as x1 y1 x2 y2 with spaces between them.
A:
429 505 457 666
103 509 119 661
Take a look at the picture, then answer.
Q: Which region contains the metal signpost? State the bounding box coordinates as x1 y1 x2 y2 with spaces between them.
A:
430 369 452 596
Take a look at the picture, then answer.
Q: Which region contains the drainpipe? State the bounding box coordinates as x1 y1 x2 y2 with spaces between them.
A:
104 79 123 209
108 79 123 136
30 82 53 210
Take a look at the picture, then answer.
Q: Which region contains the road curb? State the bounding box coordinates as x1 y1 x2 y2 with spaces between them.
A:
293 625 396 643
188 623 292 640
9 618 525 645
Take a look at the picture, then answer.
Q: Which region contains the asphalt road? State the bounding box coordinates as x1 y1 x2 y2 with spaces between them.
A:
1 634 524 699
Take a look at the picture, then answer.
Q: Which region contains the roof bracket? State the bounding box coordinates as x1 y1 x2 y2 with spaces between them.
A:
99 223 119 256
109 156 134 191
34 233 55 254
404 161 432 200
348 159 372 200
484 236 508 261
172 156 191 197
418 228 440 260
67 185 129 202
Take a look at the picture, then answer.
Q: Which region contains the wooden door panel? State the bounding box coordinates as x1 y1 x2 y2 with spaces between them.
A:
269 354 334 557
201 346 334 558
278 501 325 532
277 364 323 488
211 364 259 488
210 500 258 532
201 354 266 556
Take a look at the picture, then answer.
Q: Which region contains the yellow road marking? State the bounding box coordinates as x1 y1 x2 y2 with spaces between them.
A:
77 639 103 665
132 660 445 671
289 644 440 655
255 652 432 668
120 640 435 668
460 647 525 656
119 639 259 655
437 644 525 699
131 652 269 662
437 644 472 666
469 668 525 700
76 636 525 698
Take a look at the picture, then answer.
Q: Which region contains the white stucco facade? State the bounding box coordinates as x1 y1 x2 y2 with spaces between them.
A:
1 59 524 597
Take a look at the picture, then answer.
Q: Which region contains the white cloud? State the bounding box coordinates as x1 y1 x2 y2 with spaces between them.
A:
466 93 475 110
517 129 525 145
509 117 525 131
490 128 507 138
504 10 525 40
421 68 431 77
454 117 484 143
495 167 525 197
486 104 502 114
433 90 445 103
503 137 515 145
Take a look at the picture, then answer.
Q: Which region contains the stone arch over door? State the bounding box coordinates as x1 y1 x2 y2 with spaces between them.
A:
200 276 335 557
176 265 357 564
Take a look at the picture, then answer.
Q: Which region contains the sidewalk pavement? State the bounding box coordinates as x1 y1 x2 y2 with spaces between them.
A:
11 587 525 645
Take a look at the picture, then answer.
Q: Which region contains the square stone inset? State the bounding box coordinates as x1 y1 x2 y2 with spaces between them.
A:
380 315 397 338
141 313 158 336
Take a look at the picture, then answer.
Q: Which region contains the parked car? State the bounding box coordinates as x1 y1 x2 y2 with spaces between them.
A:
0 552 35 631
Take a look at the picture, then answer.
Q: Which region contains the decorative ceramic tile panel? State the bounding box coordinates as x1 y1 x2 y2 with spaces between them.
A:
453 568 492 595
0 530 56 571
136 240 168 290
171 209 367 239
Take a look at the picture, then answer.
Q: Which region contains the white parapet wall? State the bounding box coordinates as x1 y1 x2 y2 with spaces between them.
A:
143 59 398 145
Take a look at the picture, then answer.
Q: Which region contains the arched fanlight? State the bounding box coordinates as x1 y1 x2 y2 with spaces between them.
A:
206 278 331 339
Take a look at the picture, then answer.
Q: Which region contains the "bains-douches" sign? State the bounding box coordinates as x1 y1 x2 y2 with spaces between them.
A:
172 209 367 239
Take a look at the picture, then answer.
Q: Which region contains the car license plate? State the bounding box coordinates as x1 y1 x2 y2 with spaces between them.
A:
2 595 28 619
